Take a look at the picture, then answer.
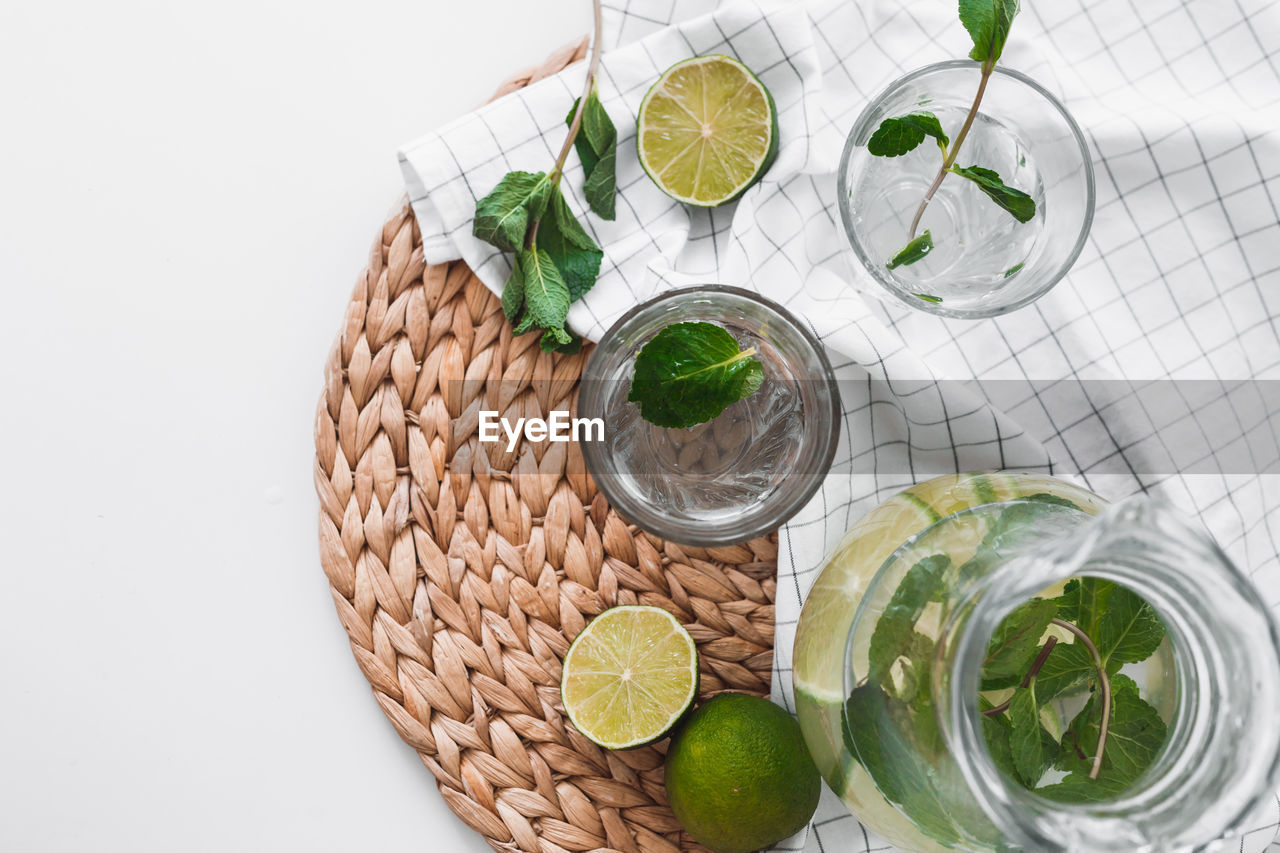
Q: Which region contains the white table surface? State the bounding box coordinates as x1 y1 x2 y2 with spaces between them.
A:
0 2 571 849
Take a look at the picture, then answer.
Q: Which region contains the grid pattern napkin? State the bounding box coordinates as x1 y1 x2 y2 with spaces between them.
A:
399 0 1280 849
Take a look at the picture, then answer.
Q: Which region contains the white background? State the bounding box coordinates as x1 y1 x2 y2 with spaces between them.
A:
0 1 572 849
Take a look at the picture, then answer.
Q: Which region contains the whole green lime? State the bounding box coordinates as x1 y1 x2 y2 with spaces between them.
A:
663 692 821 853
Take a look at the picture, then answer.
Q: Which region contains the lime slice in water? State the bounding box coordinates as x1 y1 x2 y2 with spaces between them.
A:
636 55 779 207
560 605 699 749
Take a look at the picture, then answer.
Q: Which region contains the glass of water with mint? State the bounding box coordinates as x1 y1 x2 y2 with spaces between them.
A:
579 286 840 546
839 60 1095 318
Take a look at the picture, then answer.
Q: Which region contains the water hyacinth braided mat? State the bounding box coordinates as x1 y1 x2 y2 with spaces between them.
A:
313 39 779 853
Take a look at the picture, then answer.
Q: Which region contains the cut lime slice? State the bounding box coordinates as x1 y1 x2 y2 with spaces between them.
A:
561 605 699 749
637 55 778 207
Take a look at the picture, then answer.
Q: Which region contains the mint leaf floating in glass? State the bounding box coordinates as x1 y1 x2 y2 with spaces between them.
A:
951 164 1036 223
867 112 950 157
887 230 934 269
977 579 1170 794
1007 684 1059 787
980 597 1057 685
627 322 765 429
1096 584 1165 668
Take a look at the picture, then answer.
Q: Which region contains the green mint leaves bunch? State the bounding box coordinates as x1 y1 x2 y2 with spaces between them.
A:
628 322 764 429
869 0 1036 270
980 576 1167 802
473 0 617 353
841 498 1169 847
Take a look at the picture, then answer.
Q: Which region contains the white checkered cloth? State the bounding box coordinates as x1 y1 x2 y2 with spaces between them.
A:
400 0 1280 849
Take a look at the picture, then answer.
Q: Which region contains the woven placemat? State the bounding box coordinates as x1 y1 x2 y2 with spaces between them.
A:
313 40 780 853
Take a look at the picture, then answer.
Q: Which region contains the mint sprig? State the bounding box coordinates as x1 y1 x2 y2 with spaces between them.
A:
852 500 1170 841
887 230 934 270
866 0 1036 268
473 0 615 352
977 572 1169 800
627 322 764 429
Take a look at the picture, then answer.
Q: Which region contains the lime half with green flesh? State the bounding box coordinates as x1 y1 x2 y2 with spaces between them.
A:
637 55 779 206
560 605 699 749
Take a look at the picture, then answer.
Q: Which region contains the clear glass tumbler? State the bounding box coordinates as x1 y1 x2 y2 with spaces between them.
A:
838 61 1095 318
578 285 840 546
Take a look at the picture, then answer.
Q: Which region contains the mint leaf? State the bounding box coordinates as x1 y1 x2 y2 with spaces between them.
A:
887 230 934 270
981 699 1020 782
1023 492 1080 510
982 502 1055 551
868 554 951 683
566 99 600 176
500 256 525 322
915 293 943 303
1049 578 1113 639
511 248 572 349
538 188 603 302
1033 641 1095 704
897 631 936 706
1008 685 1058 787
982 598 1056 684
542 329 582 354
1036 771 1132 803
584 143 617 220
844 685 966 846
959 0 1021 64
951 165 1036 223
1052 675 1166 796
1097 585 1165 668
473 171 553 251
566 88 617 220
1004 261 1025 278
627 322 764 428
867 112 949 157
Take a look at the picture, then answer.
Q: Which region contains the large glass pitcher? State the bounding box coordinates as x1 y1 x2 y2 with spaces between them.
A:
793 472 1280 852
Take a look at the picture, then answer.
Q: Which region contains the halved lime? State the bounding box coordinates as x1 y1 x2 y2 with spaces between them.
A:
636 55 779 207
561 605 699 749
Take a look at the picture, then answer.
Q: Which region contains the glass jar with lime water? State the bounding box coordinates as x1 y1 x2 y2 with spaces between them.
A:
793 472 1280 852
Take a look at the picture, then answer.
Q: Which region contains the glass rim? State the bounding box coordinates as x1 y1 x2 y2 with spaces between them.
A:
579 284 842 547
837 59 1097 320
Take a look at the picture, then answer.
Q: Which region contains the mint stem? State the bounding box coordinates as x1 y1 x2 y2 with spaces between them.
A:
527 0 604 250
982 635 1058 717
1050 617 1112 779
907 60 994 239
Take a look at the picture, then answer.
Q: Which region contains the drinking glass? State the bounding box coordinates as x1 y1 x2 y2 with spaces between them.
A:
578 285 840 546
838 61 1095 318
